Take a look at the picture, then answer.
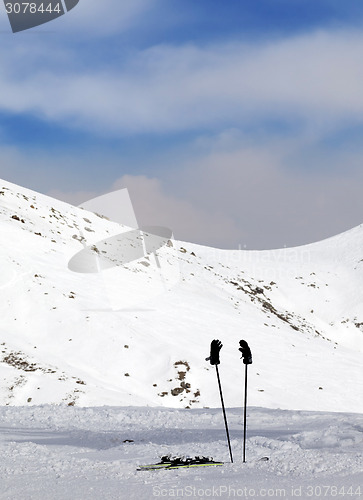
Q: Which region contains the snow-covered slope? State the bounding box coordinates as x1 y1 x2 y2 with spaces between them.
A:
0 178 363 412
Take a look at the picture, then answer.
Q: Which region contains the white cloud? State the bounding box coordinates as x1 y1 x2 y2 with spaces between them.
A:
111 175 240 246
2 132 362 250
104 136 363 250
1 21 363 250
1 29 363 135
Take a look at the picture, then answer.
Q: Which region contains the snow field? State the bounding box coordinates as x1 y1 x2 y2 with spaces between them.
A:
0 405 363 499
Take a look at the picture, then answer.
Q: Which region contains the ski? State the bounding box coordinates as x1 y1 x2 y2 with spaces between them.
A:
137 456 224 471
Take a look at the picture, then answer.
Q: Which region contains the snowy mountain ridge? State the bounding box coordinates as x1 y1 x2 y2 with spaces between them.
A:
0 178 363 412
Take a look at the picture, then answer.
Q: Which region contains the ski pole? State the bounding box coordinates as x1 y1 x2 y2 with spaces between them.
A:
238 340 252 463
243 363 248 463
206 339 233 463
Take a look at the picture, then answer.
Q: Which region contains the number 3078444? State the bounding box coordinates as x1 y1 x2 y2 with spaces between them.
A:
5 3 61 14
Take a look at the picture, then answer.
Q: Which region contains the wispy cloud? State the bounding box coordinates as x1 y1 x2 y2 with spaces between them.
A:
104 134 363 249
0 29 363 137
1 4 363 250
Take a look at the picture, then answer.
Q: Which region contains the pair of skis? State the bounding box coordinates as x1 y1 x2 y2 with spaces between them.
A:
206 339 252 464
137 455 223 471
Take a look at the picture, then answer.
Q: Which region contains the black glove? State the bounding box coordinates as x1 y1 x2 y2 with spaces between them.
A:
239 340 252 365
206 339 223 365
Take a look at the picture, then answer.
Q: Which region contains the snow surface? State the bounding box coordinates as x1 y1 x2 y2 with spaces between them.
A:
1 405 363 499
0 178 363 498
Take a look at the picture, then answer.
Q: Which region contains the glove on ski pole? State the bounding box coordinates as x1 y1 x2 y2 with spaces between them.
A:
206 339 223 365
239 340 252 365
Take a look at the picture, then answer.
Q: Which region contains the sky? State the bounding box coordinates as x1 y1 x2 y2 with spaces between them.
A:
1 0 363 249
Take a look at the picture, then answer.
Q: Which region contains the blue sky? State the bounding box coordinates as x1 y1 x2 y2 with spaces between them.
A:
1 0 363 249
